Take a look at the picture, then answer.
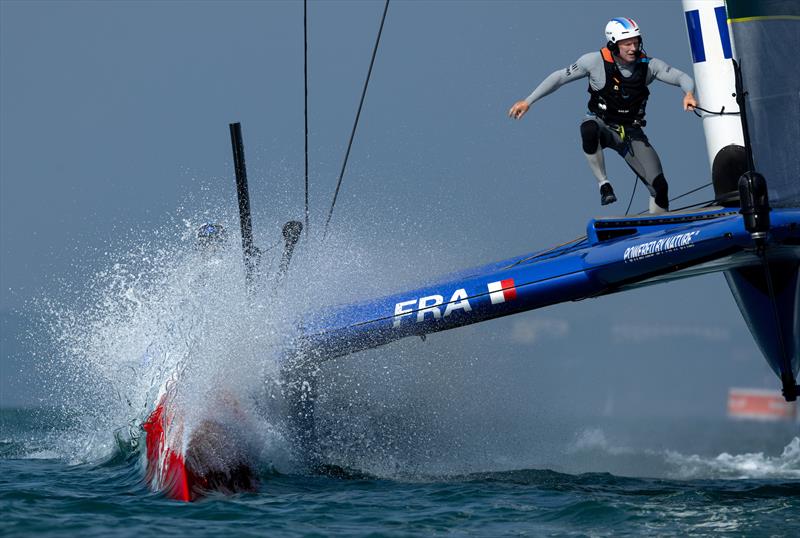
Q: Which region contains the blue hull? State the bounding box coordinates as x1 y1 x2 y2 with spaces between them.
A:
299 207 800 391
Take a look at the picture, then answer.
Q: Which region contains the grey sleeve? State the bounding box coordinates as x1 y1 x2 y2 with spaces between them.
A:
647 58 695 93
524 52 598 105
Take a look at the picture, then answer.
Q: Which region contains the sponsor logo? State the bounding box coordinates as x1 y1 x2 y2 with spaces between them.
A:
392 279 518 327
393 288 472 327
623 231 700 262
566 63 578 76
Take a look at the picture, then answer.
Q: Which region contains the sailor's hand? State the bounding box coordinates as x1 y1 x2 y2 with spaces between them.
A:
683 92 697 111
508 101 530 120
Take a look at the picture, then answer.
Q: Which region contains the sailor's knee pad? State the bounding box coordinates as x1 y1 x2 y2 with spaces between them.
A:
580 120 600 154
653 173 669 210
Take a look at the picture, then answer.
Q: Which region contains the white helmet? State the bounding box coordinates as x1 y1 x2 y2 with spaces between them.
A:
605 18 641 44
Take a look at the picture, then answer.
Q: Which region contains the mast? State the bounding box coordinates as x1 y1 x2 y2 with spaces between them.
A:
681 0 746 204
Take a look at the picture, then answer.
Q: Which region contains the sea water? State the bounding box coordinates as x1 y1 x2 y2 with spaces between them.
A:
2 216 800 537
3 409 799 537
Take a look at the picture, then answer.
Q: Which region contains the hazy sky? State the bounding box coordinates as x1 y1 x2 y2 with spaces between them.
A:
0 0 778 409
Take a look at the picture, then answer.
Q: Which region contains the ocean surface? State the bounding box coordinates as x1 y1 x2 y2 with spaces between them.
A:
3 407 799 537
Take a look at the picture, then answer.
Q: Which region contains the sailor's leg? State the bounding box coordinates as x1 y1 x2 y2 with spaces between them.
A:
580 119 608 185
648 173 669 214
622 134 669 213
581 118 617 205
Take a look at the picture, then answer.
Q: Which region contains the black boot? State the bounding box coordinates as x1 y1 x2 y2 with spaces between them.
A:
600 183 617 206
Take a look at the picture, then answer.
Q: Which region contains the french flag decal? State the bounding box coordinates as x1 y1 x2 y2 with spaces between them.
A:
487 278 517 304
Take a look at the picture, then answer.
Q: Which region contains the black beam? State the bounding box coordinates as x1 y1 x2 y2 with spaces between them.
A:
229 122 258 288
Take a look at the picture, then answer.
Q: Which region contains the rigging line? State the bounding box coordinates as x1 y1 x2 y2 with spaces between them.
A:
634 182 713 215
691 104 740 118
624 171 638 216
322 0 390 241
666 198 719 213
259 238 284 254
670 181 712 203
304 0 309 236
635 197 715 215
505 235 589 269
515 182 714 263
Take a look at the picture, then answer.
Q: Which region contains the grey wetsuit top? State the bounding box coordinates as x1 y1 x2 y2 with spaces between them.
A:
524 51 695 106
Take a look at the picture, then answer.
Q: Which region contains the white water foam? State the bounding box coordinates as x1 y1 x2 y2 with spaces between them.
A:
30 203 428 473
567 427 800 480
567 427 634 456
666 436 800 480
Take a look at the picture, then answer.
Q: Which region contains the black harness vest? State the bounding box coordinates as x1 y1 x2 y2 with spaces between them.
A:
587 47 650 126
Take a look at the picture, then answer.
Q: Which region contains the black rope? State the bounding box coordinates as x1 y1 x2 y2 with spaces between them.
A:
304 0 309 236
634 182 714 215
505 235 589 269
624 171 638 215
669 181 712 203
691 104 740 118
507 182 716 265
322 0 390 240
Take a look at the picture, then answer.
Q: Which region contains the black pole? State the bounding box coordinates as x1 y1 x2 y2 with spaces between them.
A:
229 122 258 288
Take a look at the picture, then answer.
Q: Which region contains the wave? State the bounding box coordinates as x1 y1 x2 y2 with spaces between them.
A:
566 426 800 480
666 436 800 480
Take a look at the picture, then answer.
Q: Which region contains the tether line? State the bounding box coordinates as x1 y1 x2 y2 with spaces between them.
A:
322 0 390 241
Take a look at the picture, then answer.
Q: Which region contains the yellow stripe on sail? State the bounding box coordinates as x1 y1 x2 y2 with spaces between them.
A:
728 15 800 23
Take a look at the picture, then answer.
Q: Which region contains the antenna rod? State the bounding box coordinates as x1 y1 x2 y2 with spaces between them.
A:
229 122 258 288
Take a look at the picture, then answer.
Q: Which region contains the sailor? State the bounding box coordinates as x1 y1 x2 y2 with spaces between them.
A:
196 223 227 251
509 18 697 213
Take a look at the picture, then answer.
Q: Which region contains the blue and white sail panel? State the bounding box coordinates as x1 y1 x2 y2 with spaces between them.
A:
682 0 743 191
727 0 800 207
683 0 735 63
684 9 706 63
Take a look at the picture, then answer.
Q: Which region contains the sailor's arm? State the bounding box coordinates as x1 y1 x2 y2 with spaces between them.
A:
648 58 698 111
509 53 594 119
